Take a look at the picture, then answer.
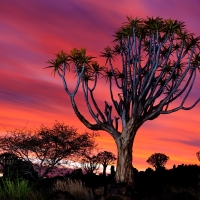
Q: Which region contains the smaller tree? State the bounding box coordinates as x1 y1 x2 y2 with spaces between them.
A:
97 151 116 177
0 152 19 172
196 151 200 161
4 159 38 181
146 153 169 170
0 122 96 180
0 152 38 180
81 154 100 174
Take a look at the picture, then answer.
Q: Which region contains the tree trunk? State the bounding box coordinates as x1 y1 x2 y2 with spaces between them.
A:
103 165 107 177
115 135 135 188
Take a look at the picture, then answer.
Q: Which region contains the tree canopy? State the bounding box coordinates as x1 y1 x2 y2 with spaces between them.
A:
0 122 96 179
146 153 169 170
97 151 116 176
81 154 100 174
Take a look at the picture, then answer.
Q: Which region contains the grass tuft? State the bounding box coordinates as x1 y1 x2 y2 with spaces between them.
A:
0 177 44 200
52 178 94 200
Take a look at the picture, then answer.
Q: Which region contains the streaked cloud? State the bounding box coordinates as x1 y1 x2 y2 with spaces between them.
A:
0 0 200 171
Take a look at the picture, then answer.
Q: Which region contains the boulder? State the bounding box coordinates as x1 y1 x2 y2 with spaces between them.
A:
106 195 132 200
159 191 197 200
70 168 83 179
107 183 133 196
93 186 105 197
51 190 75 200
197 174 200 189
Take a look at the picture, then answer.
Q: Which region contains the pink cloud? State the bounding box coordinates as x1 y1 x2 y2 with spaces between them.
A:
0 0 200 171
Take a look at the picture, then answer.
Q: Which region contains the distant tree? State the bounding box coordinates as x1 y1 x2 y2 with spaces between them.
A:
196 151 200 161
4 159 38 180
47 16 200 187
145 167 154 173
97 151 116 177
146 153 169 170
81 154 100 174
0 152 38 180
0 122 96 180
0 152 19 172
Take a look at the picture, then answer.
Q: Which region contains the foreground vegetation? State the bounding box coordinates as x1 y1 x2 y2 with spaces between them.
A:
0 164 199 200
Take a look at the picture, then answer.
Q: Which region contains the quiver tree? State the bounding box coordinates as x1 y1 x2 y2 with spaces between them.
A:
46 16 200 187
97 151 116 177
146 153 169 170
81 154 100 174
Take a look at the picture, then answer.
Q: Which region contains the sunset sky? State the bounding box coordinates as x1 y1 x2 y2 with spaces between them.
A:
0 0 200 172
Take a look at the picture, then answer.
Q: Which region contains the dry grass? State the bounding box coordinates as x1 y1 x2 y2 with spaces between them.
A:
169 185 200 200
52 178 94 200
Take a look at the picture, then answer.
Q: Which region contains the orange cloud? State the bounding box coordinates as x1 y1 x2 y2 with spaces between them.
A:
0 0 200 172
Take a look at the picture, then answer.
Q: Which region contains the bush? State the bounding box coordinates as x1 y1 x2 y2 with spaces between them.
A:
169 185 200 200
0 177 44 200
52 178 94 200
0 178 31 199
3 159 38 181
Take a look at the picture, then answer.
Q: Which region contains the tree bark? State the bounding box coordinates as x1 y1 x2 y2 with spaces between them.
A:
103 165 107 177
115 136 135 188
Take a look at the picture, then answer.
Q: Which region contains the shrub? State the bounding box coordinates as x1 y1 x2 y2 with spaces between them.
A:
52 178 94 200
0 177 44 200
169 185 200 200
0 178 30 200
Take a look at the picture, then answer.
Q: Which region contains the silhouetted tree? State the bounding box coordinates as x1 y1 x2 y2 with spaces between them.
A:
0 152 19 172
145 167 154 173
146 153 169 170
0 152 38 180
46 16 200 187
4 159 38 181
110 165 115 177
0 122 96 180
81 154 100 174
196 151 200 161
97 151 116 177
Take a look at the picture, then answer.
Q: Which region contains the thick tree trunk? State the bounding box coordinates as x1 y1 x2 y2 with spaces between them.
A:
114 118 138 188
115 139 134 187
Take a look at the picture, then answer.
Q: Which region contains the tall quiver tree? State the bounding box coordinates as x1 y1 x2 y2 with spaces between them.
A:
46 16 200 188
97 151 116 177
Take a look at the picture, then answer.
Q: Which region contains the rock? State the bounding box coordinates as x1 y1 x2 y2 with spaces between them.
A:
93 183 134 200
95 196 106 200
106 195 132 200
197 182 200 189
93 186 105 197
70 168 83 179
159 191 197 200
107 183 132 196
198 174 200 189
51 190 75 200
